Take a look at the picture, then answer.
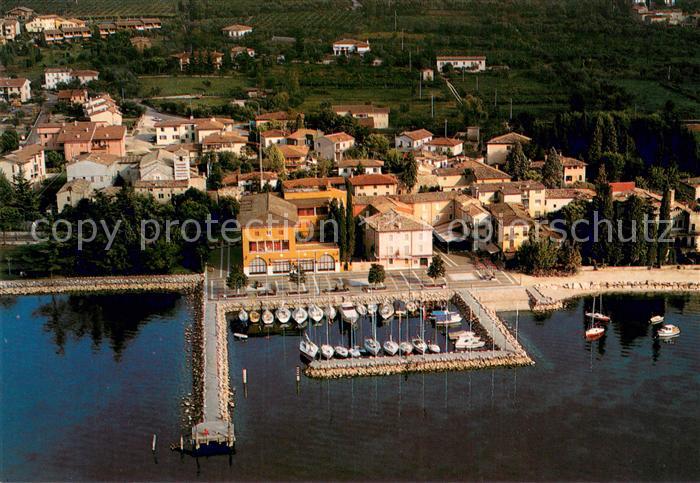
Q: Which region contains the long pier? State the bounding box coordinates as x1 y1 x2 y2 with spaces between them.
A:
191 280 235 450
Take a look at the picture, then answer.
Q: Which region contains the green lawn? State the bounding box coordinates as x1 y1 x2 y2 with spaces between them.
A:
139 75 252 97
614 79 700 117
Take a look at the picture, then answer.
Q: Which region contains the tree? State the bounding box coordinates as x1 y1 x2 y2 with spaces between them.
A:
588 115 604 164
517 234 560 275
427 255 446 282
11 169 39 223
345 179 355 265
1 129 19 153
657 188 672 265
365 133 389 158
557 241 582 274
400 152 418 191
265 144 286 174
505 142 529 180
460 94 487 126
542 148 563 188
368 263 385 287
227 264 248 293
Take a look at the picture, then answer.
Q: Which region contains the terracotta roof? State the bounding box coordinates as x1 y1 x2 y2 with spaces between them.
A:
332 104 389 115
349 173 398 187
222 171 277 185
202 132 246 145
287 128 321 140
436 55 486 61
278 144 309 159
400 129 433 141
282 176 345 191
94 125 126 140
610 182 636 193
1 144 43 164
0 77 29 88
324 132 355 143
71 152 121 166
58 179 92 195
261 129 287 138
72 70 99 77
164 142 198 153
363 209 431 232
427 137 462 147
238 193 298 225
338 158 384 168
486 132 531 145
222 23 252 32
255 111 291 121
475 180 545 195
545 188 595 200
487 202 533 225
447 157 511 181
393 191 461 204
531 156 587 169
57 89 87 100
134 179 189 189
333 38 369 48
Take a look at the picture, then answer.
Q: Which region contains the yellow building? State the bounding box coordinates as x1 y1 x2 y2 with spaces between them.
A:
239 193 341 276
486 203 533 254
283 187 347 239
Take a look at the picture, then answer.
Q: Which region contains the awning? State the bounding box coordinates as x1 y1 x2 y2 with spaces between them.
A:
433 222 464 243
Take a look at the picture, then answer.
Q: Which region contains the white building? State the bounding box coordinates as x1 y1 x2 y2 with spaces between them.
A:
337 158 384 177
0 18 21 42
332 104 389 129
424 137 463 157
43 68 99 90
436 55 486 72
84 94 122 126
363 209 433 270
332 38 370 56
0 77 31 102
485 132 532 166
314 132 355 162
395 129 433 151
0 144 45 184
65 152 123 190
222 24 253 38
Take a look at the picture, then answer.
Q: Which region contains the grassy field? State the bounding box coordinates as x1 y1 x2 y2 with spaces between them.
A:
138 75 252 97
1 0 177 17
614 79 700 114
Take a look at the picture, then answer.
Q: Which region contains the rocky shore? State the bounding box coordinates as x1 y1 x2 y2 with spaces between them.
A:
0 274 203 296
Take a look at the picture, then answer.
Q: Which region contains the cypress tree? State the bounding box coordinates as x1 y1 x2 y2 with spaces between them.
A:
345 178 355 264
542 147 564 188
657 188 672 265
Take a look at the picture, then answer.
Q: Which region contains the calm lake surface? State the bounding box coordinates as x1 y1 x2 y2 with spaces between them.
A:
1 292 699 481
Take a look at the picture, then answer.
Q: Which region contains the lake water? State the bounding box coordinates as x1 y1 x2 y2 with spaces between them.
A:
1 292 699 480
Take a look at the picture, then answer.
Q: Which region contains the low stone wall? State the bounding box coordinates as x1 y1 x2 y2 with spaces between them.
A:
215 303 231 423
0 274 203 296
536 280 700 306
305 352 533 379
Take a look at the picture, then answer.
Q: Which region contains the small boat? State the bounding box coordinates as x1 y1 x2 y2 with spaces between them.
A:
340 302 359 325
320 344 335 359
334 346 349 358
249 310 261 323
394 300 407 316
293 306 308 325
448 330 475 341
276 306 291 324
584 326 605 341
308 304 324 323
367 303 378 315
649 315 664 325
349 346 362 358
262 309 274 326
406 300 417 313
455 337 486 350
379 302 394 320
585 312 611 323
324 305 337 322
428 342 441 354
233 332 248 340
299 333 318 360
399 341 413 355
657 324 680 339
431 310 462 326
383 338 399 356
412 337 427 354
238 309 249 323
356 304 368 317
364 337 381 356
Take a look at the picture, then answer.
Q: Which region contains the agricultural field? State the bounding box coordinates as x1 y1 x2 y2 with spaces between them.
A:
138 75 252 98
0 0 177 17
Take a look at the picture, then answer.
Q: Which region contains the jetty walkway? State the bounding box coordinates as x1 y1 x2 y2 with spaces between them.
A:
191 279 234 450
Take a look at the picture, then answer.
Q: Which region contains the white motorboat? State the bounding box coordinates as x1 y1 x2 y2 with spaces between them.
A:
299 333 319 360
334 346 349 358
293 306 308 325
356 304 368 317
448 330 475 341
649 315 664 325
364 337 381 356
380 302 394 320
657 324 680 339
349 346 362 358
412 337 428 354
406 300 418 313
399 341 413 355
249 310 261 323
276 306 291 324
320 344 335 359
308 304 324 323
455 337 486 350
431 310 462 326
585 312 611 323
367 303 378 315
428 342 441 354
340 302 359 325
233 332 248 340
238 309 249 323
324 305 337 322
383 338 399 356
262 309 274 325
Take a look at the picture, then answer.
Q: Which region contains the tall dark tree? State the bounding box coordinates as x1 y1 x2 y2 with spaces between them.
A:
657 188 672 265
542 148 564 188
505 142 529 180
344 179 355 264
400 151 418 191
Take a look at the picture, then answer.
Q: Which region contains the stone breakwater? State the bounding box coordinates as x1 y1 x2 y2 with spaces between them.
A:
0 274 203 295
215 303 231 423
541 280 700 292
305 352 534 379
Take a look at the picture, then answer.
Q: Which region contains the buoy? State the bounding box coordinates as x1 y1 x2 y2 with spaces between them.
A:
152 434 157 452
242 368 247 385
180 435 184 451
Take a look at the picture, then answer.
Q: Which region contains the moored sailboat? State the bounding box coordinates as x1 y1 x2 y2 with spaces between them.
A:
340 302 359 325
399 341 413 355
262 308 274 325
383 338 399 356
412 337 427 354
299 333 319 360
379 302 394 319
276 306 291 324
308 304 324 323
364 337 381 356
334 346 349 358
249 310 261 324
657 324 680 339
238 309 249 323
293 306 308 325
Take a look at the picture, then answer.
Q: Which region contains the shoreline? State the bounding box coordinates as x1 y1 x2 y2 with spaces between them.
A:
0 274 203 296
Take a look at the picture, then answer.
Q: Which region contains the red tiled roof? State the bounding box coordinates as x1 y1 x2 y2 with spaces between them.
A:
325 132 355 143
349 173 398 187
400 129 433 141
427 137 462 147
